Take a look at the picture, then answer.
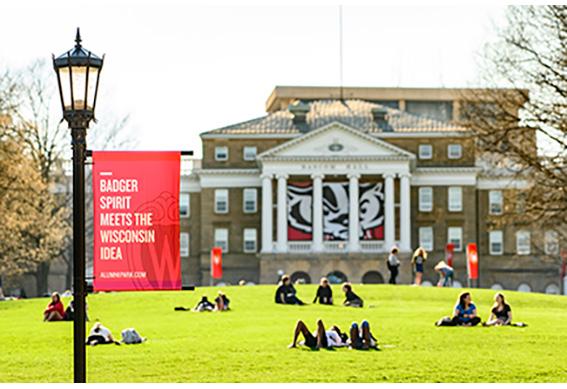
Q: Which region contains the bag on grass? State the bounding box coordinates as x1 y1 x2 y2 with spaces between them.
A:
121 328 143 344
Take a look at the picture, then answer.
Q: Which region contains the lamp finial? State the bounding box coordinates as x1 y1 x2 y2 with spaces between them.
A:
75 28 82 49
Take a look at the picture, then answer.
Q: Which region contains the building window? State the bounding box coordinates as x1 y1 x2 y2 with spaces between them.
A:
243 228 257 253
214 189 229 214
214 228 229 253
489 190 503 215
418 144 433 160
545 230 559 255
419 187 433 212
243 146 257 161
406 100 453 121
448 187 463 212
448 227 463 251
243 188 257 213
419 227 434 251
516 230 530 255
180 232 190 257
447 144 462 159
489 230 503 255
215 146 228 161
179 193 190 218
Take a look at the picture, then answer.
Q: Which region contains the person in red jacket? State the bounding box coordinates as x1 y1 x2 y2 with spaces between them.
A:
43 292 65 322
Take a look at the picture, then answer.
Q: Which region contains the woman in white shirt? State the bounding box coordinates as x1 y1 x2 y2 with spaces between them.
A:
86 322 120 346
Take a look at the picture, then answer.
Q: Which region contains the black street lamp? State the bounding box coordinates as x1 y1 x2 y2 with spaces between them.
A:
53 28 104 383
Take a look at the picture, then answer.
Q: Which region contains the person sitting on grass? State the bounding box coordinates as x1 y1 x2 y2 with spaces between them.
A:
434 260 454 287
43 292 65 322
484 293 512 326
193 295 215 312
342 282 363 308
436 292 481 326
215 291 230 311
275 275 305 305
86 322 120 346
313 277 333 305
349 320 379 350
63 300 90 322
288 319 348 350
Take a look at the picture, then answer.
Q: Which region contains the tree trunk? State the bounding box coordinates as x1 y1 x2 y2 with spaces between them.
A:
35 261 51 297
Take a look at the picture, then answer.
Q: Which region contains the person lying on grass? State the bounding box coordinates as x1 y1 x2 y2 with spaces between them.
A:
288 319 348 349
313 277 333 305
86 322 121 346
342 282 363 308
43 292 65 322
275 275 305 305
435 291 481 326
349 321 379 350
193 295 216 312
484 293 512 326
215 291 230 311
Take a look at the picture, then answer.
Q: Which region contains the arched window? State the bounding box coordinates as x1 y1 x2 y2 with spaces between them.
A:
362 271 384 284
326 271 348 284
517 283 531 293
290 271 311 284
545 284 560 295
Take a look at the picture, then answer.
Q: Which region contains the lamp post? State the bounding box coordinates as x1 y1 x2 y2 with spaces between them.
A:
53 28 104 383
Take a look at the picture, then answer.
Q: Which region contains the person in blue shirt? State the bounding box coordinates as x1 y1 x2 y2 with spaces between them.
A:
452 292 481 326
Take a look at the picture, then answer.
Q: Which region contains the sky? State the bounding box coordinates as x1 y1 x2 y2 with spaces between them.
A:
0 1 507 157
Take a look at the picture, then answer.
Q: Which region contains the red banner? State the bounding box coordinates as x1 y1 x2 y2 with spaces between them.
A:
93 151 181 291
466 243 479 280
445 243 455 268
211 247 223 279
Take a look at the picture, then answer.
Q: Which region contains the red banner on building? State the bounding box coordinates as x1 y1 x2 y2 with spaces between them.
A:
466 243 479 280
211 247 223 279
445 243 455 268
93 151 181 291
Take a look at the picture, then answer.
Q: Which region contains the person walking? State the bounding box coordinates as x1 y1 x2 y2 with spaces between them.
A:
386 246 401 284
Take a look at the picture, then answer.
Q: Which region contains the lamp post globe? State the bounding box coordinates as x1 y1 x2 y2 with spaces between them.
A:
53 28 104 384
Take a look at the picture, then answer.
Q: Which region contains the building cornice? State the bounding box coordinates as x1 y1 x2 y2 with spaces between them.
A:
261 155 413 162
201 130 472 140
196 168 260 175
415 166 481 173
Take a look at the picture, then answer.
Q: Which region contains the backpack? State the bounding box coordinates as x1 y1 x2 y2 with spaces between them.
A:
121 328 143 344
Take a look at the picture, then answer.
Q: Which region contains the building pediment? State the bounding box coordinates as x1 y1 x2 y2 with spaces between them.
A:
257 122 415 161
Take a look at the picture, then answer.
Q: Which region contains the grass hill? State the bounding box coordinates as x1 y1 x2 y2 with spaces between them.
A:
0 284 566 382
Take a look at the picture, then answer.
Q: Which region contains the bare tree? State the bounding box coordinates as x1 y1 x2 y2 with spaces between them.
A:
461 6 567 260
10 60 134 294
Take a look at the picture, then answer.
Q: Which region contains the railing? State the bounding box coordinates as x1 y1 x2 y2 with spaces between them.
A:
288 241 312 253
360 240 384 253
324 241 348 253
268 240 386 253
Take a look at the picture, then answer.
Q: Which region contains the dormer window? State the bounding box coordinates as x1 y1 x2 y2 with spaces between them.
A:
215 146 228 161
448 144 462 159
418 144 433 160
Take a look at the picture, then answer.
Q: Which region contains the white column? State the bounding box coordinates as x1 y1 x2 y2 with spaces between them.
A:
261 174 273 253
384 173 395 250
311 173 324 252
399 173 411 252
276 174 289 253
348 173 360 252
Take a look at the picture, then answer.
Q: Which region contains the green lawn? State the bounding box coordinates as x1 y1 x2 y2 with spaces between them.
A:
0 284 566 383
